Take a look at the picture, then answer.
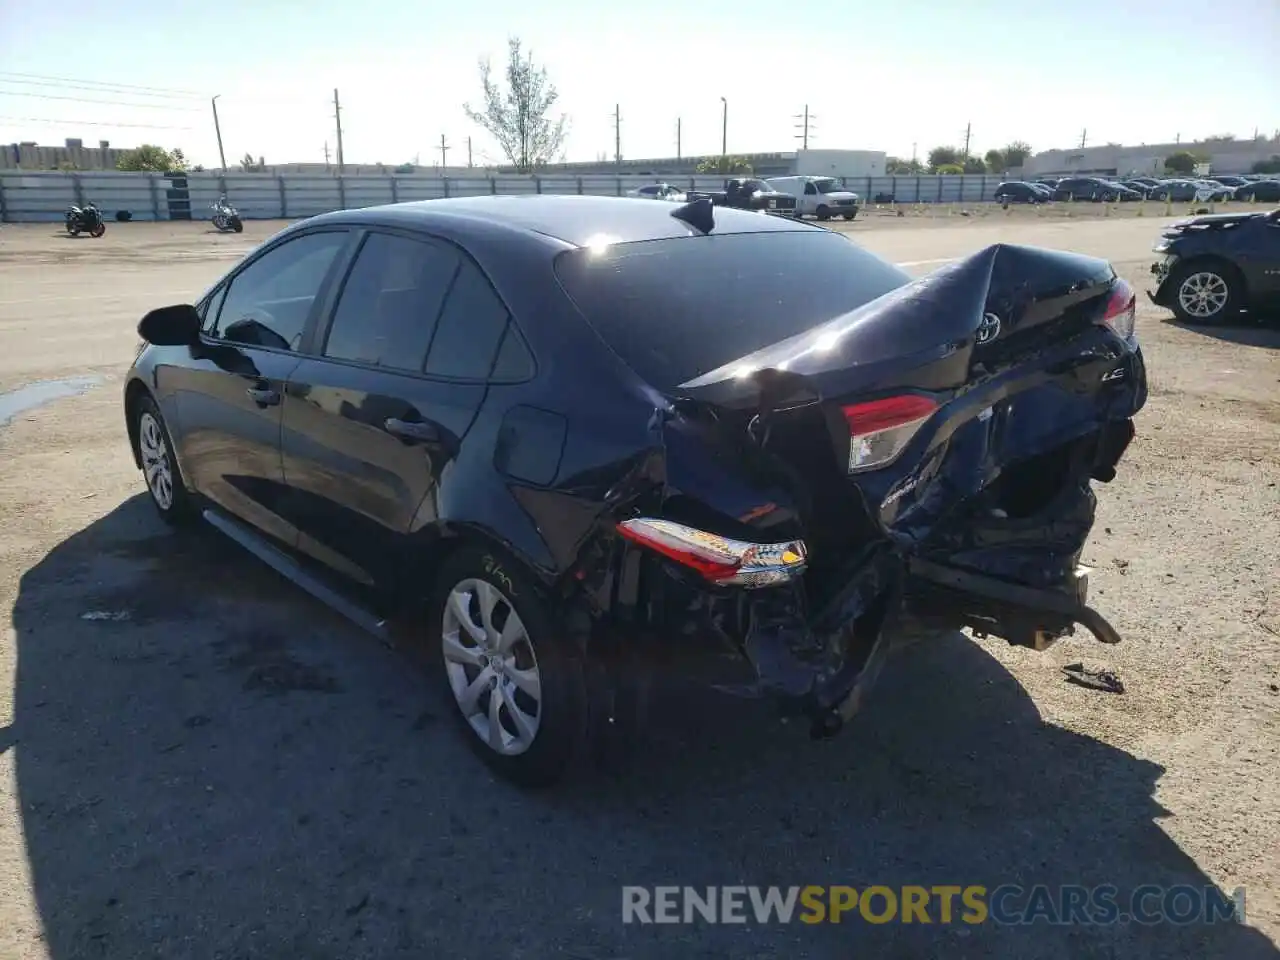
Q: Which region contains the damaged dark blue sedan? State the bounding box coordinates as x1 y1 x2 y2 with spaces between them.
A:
123 195 1147 786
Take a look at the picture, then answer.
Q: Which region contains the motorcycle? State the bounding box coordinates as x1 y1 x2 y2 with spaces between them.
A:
211 195 244 233
65 202 106 238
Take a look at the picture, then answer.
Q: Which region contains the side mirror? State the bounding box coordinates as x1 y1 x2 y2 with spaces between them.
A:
138 304 201 346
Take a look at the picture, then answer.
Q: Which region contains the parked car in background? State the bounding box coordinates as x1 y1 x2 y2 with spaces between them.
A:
1193 180 1234 202
1232 179 1280 203
1127 177 1162 190
688 178 799 216
626 183 688 203
1052 177 1142 202
765 176 860 220
993 181 1050 204
1148 207 1280 324
122 195 1147 786
1209 175 1250 189
1146 180 1216 203
1120 179 1155 196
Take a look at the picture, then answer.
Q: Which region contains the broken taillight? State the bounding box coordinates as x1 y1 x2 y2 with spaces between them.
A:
615 518 807 589
840 394 938 473
1101 278 1136 340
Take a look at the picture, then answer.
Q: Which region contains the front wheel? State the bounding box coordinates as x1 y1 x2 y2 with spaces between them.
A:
1168 261 1242 325
231 217 244 233
134 395 195 524
842 209 857 220
815 204 832 221
90 222 106 238
431 547 587 787
66 220 80 237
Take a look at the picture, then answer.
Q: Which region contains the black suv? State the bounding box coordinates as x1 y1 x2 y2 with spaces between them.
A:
1148 208 1280 324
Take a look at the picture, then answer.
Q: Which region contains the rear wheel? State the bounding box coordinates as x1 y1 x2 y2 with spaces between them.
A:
431 547 587 788
90 222 106 238
1168 261 1242 325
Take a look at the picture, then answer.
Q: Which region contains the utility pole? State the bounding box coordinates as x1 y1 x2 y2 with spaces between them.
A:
467 136 473 167
439 134 449 170
794 105 815 149
720 96 728 159
323 141 330 168
333 88 345 174
912 142 918 164
962 121 971 159
676 117 681 160
211 95 227 173
1080 128 1088 149
613 104 622 166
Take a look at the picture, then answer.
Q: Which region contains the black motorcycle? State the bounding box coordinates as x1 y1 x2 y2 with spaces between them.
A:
65 202 106 238
211 195 244 233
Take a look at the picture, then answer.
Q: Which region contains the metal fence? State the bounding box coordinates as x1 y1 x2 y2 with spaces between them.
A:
0 170 1009 223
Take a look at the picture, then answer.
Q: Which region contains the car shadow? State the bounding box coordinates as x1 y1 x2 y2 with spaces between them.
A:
1165 310 1280 348
11 497 1279 959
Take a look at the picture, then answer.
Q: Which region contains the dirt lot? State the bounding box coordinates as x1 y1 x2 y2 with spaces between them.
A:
0 211 1277 960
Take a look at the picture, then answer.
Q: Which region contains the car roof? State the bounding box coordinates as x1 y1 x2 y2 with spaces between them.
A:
307 194 816 247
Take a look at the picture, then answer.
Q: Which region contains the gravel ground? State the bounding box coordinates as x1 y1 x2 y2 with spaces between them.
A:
0 211 1277 960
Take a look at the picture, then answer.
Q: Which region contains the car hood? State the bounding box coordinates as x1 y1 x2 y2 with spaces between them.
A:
1164 211 1264 233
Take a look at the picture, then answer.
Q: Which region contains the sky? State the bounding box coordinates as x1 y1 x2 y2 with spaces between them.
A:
1 0 1278 169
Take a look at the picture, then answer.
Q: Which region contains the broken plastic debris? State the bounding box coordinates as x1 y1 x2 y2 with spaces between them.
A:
80 611 131 621
1062 661 1124 694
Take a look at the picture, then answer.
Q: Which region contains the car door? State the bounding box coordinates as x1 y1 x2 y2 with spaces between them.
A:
171 228 352 545
278 228 519 588
1241 211 1280 303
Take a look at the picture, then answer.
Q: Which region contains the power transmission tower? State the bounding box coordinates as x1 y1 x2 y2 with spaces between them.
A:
613 104 622 166
439 134 449 169
333 88 345 173
793 105 816 149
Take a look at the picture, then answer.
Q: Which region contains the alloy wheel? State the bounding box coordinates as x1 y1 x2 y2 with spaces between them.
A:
441 577 542 756
1177 271 1229 319
138 411 174 510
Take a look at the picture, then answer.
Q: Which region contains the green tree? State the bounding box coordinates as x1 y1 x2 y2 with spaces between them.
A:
927 146 961 172
1250 155 1280 174
935 163 964 175
983 141 1032 174
962 156 987 174
116 145 186 172
886 156 923 174
465 37 569 173
984 148 1006 173
1164 150 1206 175
695 155 753 175
240 152 267 172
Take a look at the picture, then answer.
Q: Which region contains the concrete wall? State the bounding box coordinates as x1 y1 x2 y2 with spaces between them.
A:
0 140 130 171
0 170 1013 223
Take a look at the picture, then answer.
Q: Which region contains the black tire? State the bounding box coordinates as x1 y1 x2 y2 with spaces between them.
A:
429 546 587 788
67 222 80 237
133 394 196 525
90 222 106 238
816 204 831 221
1166 260 1243 326
842 210 857 220
231 219 244 233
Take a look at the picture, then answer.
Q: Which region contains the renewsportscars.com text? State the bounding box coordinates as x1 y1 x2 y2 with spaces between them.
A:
622 885 1245 926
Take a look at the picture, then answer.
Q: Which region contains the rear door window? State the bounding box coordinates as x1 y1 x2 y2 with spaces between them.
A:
424 258 512 380
322 231 460 372
554 231 910 391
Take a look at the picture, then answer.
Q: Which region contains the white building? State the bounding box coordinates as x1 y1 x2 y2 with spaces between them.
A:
1023 136 1280 177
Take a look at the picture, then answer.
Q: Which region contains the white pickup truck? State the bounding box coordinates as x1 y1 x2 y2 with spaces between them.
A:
764 176 861 221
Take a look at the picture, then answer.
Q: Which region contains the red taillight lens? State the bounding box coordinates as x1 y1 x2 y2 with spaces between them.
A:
1101 278 1136 340
616 518 807 589
840 394 938 473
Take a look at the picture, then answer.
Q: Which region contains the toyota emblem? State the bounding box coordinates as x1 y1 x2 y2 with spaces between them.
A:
976 312 1002 344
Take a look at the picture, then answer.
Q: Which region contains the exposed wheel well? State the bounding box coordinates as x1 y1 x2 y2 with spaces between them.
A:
123 378 151 469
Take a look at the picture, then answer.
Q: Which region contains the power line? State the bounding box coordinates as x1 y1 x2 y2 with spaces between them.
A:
0 89 200 111
0 115 194 130
0 71 204 98
0 76 202 101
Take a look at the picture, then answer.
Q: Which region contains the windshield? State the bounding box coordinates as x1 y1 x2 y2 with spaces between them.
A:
554 231 911 391
811 178 842 194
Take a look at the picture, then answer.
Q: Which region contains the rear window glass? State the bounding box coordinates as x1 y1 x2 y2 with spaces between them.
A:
553 231 910 390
